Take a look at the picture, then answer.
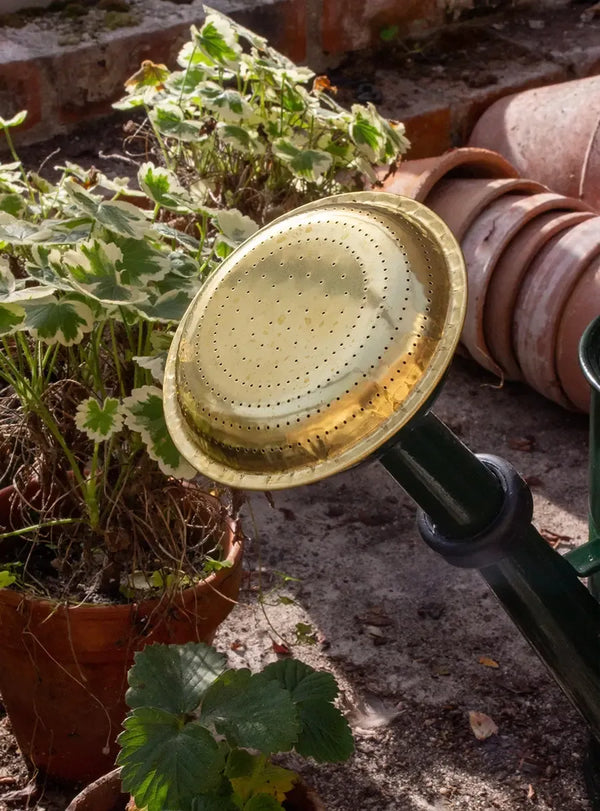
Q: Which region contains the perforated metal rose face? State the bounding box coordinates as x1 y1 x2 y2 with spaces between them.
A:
164 193 466 489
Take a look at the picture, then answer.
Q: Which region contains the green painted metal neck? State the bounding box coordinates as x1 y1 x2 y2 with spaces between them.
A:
380 411 505 539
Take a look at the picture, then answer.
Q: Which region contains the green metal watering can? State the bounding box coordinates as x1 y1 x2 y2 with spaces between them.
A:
164 192 600 800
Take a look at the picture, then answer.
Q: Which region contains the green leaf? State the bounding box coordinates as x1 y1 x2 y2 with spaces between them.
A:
226 751 296 805
349 108 382 162
0 570 16 588
271 140 333 181
200 669 300 753
256 660 354 763
62 240 146 304
75 397 123 442
126 642 228 714
0 193 25 216
133 289 196 323
0 110 27 129
115 236 171 286
97 200 149 239
197 84 252 123
0 213 52 245
216 209 259 244
216 123 264 154
121 385 197 478
22 295 94 346
151 104 207 141
0 302 25 334
196 15 241 65
133 352 167 383
117 708 225 811
138 162 190 211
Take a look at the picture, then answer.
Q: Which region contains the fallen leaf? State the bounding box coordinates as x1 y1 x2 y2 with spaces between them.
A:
508 435 535 452
539 528 572 548
272 641 291 656
479 656 499 669
312 75 337 94
468 710 498 740
527 784 536 801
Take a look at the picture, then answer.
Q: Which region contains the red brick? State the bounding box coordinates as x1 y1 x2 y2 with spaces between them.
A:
403 107 453 160
0 60 43 131
322 0 442 55
232 0 307 64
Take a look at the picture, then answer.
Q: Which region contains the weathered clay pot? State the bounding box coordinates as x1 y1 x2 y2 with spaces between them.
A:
513 216 600 407
556 253 600 412
424 176 547 241
0 487 243 784
377 147 518 201
459 191 594 376
484 209 595 381
65 768 326 811
469 75 600 210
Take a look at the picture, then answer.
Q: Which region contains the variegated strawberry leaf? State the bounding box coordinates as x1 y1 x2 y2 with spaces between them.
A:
61 240 147 304
272 140 333 181
122 385 196 478
75 397 124 441
21 294 95 346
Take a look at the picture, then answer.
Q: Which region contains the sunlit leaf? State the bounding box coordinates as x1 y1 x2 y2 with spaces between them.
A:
133 353 167 383
150 104 207 141
126 642 228 713
62 240 146 304
0 110 27 129
196 14 242 65
125 59 170 91
197 84 253 123
226 751 296 805
272 140 333 181
138 162 191 212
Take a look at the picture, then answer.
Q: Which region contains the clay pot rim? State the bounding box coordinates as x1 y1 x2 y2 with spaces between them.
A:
65 768 325 811
378 146 518 201
0 484 241 615
424 177 548 242
483 209 595 381
461 192 596 376
513 216 600 407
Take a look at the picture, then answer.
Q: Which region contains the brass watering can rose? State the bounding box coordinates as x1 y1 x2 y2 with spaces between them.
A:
164 192 467 489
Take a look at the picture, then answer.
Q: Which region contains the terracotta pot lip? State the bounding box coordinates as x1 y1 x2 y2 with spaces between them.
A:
65 768 325 811
484 209 595 381
513 216 600 406
377 146 518 201
0 484 241 613
424 177 548 242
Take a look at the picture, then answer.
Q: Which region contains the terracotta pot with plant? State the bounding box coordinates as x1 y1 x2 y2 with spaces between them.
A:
68 641 352 811
0 6 407 785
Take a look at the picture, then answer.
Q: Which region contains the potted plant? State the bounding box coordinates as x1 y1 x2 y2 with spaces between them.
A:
0 113 245 782
0 6 406 784
68 641 354 810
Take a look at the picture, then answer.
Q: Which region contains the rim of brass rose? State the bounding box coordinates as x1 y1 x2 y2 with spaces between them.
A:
164 192 466 490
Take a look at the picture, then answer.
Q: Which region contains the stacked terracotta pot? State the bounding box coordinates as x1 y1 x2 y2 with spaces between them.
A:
378 146 599 412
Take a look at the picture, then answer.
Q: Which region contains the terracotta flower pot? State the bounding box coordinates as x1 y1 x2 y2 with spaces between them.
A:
484 209 595 381
556 253 600 412
65 768 325 811
513 216 600 407
0 487 243 784
459 192 593 376
469 75 600 210
377 147 518 201
424 176 547 242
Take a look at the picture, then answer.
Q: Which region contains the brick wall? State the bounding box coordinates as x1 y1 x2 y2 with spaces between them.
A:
0 0 576 148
